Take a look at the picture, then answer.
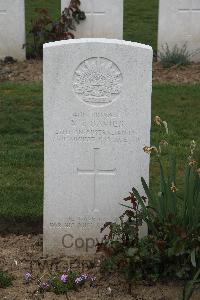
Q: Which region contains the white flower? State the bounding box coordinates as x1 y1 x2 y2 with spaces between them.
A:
162 121 168 134
14 259 18 266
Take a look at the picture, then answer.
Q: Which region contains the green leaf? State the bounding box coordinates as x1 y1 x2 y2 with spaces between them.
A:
141 177 153 203
127 247 138 257
132 187 158 235
191 249 196 268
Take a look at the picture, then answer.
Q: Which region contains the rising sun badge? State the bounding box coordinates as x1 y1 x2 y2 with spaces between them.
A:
73 57 123 106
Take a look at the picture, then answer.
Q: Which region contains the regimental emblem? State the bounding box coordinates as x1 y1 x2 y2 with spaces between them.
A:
73 57 123 106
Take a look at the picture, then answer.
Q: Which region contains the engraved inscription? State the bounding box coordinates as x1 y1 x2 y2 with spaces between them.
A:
49 216 108 230
55 111 137 144
73 57 123 106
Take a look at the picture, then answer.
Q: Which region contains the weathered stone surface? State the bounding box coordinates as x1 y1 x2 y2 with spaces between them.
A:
43 39 152 256
0 0 25 60
61 0 123 39
158 0 200 62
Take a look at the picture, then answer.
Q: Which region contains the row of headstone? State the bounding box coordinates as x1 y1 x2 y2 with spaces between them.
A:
0 0 123 61
0 0 199 61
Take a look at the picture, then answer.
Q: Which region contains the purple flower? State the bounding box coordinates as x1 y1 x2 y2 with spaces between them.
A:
90 276 96 282
75 273 96 285
40 282 49 290
25 272 32 281
60 274 68 283
81 273 88 280
75 276 83 284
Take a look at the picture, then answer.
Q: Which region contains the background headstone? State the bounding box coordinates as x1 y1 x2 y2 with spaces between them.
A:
43 39 152 256
158 0 200 62
61 0 123 39
0 0 25 60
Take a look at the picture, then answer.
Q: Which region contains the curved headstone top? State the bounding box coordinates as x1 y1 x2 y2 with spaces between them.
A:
44 38 152 50
43 38 153 256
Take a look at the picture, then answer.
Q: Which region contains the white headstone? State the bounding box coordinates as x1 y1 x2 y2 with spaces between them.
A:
158 0 200 62
43 39 152 256
0 0 25 61
61 0 123 39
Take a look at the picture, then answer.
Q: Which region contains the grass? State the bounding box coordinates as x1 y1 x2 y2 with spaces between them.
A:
159 44 191 68
0 83 43 221
0 270 13 288
151 84 200 190
124 0 158 50
0 83 200 221
25 0 159 51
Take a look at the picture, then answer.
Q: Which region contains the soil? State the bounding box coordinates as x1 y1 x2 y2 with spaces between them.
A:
0 234 199 300
0 219 42 235
0 59 42 83
153 62 200 84
1 59 200 84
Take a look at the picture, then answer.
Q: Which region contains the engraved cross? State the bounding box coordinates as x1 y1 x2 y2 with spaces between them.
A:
77 148 116 211
84 1 106 37
178 3 200 38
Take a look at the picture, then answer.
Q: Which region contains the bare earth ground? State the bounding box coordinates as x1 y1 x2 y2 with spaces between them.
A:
1 59 200 83
1 61 200 299
0 235 200 300
0 60 42 82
